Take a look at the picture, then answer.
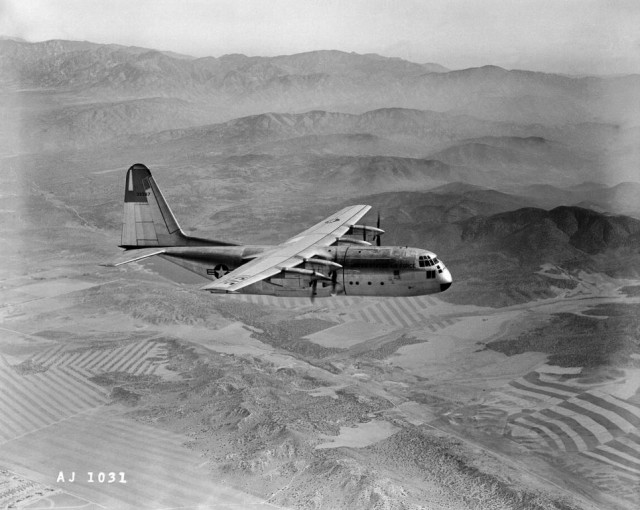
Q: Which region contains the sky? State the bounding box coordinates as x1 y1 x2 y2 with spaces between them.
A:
2 0 639 75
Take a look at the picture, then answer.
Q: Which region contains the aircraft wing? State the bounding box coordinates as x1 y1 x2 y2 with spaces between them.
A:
201 205 371 293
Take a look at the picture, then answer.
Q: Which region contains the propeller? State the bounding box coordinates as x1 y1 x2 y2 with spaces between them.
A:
310 279 318 303
375 212 381 246
330 269 338 296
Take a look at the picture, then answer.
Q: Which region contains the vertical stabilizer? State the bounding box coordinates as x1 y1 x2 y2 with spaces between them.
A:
120 164 186 248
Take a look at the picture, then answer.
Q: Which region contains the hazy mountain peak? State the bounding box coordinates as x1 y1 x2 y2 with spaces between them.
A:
427 182 488 194
219 53 251 61
0 35 27 42
478 64 507 72
451 64 507 76
420 62 450 73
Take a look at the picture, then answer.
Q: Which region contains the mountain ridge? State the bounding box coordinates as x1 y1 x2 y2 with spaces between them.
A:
3 38 638 126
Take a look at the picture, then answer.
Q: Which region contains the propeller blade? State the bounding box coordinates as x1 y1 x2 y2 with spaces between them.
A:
376 212 381 246
310 279 318 303
331 270 338 296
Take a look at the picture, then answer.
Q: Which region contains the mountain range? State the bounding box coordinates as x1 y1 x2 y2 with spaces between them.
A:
2 38 639 125
4 38 638 184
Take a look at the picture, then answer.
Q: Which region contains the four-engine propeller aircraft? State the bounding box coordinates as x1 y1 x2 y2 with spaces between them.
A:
108 164 452 298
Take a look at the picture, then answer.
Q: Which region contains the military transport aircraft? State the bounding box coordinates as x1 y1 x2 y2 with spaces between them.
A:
108 164 452 299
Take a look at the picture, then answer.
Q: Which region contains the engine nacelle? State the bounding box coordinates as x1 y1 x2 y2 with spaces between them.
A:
348 224 384 236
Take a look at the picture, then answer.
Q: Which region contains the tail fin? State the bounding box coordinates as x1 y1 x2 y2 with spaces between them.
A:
120 164 187 248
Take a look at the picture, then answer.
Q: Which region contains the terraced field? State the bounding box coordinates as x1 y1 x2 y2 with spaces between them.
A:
28 339 169 377
508 374 640 460
231 294 458 330
0 357 109 442
0 339 173 444
484 367 640 501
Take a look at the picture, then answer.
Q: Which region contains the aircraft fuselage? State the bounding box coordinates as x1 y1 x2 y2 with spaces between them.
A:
157 243 452 297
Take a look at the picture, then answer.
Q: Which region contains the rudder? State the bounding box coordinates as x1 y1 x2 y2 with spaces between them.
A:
120 163 186 248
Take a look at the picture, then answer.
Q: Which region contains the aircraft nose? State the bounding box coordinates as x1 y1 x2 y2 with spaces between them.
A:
439 267 452 292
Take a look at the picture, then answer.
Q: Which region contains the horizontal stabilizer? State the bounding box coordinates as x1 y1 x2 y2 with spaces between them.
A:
101 248 166 267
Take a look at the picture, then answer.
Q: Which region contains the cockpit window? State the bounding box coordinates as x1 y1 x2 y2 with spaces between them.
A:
418 255 438 268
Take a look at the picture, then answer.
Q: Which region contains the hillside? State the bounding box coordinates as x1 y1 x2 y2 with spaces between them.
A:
574 181 640 219
426 136 603 186
17 97 214 152
346 186 537 228
2 39 639 126
507 181 640 219
458 206 640 256
9 103 633 188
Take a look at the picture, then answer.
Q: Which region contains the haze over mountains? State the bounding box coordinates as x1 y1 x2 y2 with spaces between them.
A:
2 38 638 122
2 37 640 293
